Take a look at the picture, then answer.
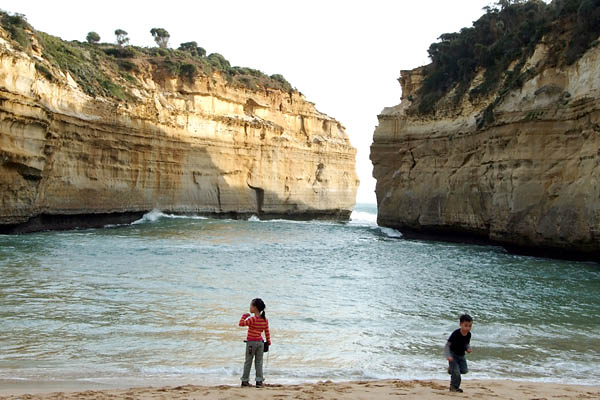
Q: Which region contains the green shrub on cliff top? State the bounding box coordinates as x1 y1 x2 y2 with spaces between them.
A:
117 59 137 72
35 62 55 82
564 0 600 64
415 0 600 116
36 31 107 97
207 52 231 70
150 28 170 48
0 11 31 50
114 29 129 47
103 47 137 58
179 63 197 81
0 9 295 97
86 31 100 44
178 41 206 57
270 74 292 92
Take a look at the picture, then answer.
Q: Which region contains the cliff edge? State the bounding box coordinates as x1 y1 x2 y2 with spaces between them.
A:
371 1 600 258
0 13 359 232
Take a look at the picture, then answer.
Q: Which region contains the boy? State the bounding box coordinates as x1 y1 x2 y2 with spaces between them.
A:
444 314 473 393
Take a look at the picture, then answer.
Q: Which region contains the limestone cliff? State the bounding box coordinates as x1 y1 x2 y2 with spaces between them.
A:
371 5 600 258
0 22 359 232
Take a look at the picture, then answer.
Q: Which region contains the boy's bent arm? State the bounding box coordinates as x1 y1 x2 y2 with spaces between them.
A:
444 341 452 359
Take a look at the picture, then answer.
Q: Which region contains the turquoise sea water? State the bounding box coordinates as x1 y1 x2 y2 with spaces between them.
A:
0 203 599 388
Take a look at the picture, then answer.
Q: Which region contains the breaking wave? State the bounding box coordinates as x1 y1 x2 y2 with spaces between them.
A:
350 206 403 238
132 209 208 224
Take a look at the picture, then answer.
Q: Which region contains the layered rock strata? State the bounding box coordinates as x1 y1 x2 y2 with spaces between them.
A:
371 41 600 259
0 31 359 232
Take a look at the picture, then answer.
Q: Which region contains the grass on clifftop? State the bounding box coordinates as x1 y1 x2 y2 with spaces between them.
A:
413 0 600 119
0 10 294 101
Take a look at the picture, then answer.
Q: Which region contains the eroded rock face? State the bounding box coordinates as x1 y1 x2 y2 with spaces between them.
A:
0 34 359 231
371 41 600 258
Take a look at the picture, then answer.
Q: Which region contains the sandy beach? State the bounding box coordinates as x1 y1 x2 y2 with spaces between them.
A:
0 379 598 400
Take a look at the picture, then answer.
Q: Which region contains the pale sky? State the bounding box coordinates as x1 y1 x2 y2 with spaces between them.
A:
3 0 492 204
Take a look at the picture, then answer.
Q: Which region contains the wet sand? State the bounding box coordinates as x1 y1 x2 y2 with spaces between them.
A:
0 379 598 400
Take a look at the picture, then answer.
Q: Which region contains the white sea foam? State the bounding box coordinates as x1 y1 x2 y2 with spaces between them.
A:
350 208 403 238
132 209 208 224
247 215 261 222
377 226 403 238
132 209 163 224
350 210 378 226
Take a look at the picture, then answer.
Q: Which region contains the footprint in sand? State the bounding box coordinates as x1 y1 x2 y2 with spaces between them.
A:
417 381 447 391
393 381 416 389
581 393 600 399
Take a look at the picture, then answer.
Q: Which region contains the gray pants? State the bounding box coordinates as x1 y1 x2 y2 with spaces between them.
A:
241 341 264 383
449 354 468 389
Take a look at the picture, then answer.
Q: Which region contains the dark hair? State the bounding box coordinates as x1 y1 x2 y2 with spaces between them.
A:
460 313 473 323
252 298 266 320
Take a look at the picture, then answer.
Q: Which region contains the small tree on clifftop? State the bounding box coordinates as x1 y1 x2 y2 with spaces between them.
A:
86 31 100 44
150 28 170 48
114 29 129 46
178 41 207 57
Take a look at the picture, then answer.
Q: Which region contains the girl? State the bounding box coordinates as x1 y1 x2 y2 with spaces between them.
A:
238 298 271 387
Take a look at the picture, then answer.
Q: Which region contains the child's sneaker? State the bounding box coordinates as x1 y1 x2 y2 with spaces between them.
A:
241 381 250 387
255 381 264 388
449 386 463 393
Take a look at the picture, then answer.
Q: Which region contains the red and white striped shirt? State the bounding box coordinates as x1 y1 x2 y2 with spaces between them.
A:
239 314 271 345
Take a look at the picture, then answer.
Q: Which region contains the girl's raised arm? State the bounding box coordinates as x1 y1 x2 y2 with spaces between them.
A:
239 313 252 327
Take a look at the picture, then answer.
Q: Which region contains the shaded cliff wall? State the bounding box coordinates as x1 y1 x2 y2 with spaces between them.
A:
0 29 359 231
371 40 600 258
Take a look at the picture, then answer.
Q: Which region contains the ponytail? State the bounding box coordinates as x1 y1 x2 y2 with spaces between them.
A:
252 298 267 320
